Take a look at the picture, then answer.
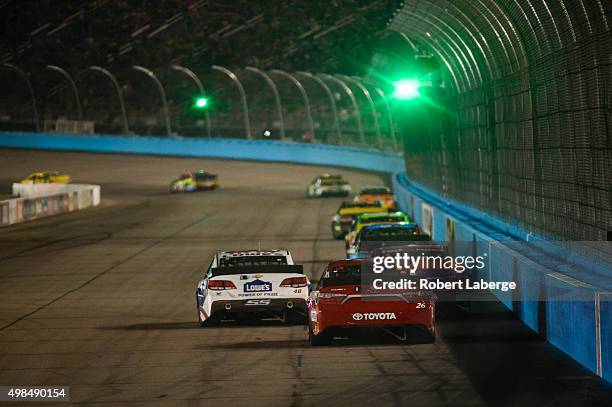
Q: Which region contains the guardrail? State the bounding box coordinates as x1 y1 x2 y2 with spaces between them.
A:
392 172 611 383
0 131 405 174
1 183 100 227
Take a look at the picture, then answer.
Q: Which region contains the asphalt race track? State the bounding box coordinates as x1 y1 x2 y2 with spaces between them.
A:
0 149 610 407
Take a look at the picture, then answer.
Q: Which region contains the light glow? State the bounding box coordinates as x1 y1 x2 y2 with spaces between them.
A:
195 98 208 108
391 79 421 100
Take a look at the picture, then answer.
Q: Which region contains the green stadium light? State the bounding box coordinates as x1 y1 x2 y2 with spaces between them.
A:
195 97 208 108
391 79 421 100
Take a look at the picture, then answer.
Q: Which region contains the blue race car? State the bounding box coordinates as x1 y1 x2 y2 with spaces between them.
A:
346 223 430 259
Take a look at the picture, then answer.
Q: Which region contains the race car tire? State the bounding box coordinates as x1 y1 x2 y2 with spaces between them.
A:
309 327 332 346
331 227 344 240
197 309 208 327
196 295 219 327
201 313 220 327
424 325 436 343
196 294 205 326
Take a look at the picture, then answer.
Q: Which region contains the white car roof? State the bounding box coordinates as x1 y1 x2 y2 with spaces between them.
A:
217 249 290 258
213 249 294 268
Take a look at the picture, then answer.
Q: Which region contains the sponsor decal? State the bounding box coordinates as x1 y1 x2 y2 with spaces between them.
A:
245 299 271 306
244 279 272 292
252 274 263 278
238 292 279 298
352 312 397 321
240 275 248 280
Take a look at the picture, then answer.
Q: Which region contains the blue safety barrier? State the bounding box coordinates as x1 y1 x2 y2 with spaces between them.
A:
0 131 405 174
392 172 611 383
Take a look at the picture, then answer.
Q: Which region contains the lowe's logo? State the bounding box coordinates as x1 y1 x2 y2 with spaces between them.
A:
244 279 272 292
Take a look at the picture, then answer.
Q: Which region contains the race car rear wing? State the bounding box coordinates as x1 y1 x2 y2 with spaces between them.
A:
212 265 304 277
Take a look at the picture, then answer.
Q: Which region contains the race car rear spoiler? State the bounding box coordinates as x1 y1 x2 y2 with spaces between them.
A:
212 265 304 277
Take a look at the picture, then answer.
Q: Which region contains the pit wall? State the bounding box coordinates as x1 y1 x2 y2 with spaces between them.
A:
0 131 405 174
1 183 100 227
392 173 610 383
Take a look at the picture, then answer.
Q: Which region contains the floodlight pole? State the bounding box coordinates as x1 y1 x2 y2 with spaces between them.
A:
370 85 398 151
246 67 285 140
46 64 83 121
87 66 129 134
319 74 364 145
170 65 211 138
338 75 382 149
271 69 316 141
296 71 342 143
2 63 40 131
132 65 172 136
211 65 251 139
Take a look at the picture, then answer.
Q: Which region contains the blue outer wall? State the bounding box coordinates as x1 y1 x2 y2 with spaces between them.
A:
0 132 405 174
392 173 610 383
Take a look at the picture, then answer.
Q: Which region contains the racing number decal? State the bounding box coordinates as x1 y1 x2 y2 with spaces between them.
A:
245 299 272 306
416 302 426 309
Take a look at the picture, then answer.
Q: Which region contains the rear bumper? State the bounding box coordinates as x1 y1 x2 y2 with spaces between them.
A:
319 190 350 197
211 298 307 314
312 299 435 333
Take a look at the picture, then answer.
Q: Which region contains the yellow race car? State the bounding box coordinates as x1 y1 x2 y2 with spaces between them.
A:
170 170 219 193
20 171 71 184
330 201 389 239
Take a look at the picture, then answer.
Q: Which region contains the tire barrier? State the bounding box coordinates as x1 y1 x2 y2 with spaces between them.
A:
1 183 100 227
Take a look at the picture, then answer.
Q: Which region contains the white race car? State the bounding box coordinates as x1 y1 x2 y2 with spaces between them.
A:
306 174 352 198
196 249 309 325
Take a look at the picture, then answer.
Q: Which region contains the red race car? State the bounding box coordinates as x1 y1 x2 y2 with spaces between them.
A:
307 259 436 345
